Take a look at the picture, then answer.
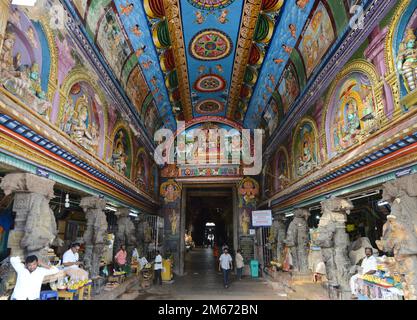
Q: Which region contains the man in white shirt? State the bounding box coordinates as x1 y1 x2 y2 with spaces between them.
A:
235 249 244 280
62 242 81 270
154 251 163 285
62 242 88 280
219 248 233 288
10 255 59 300
350 247 378 299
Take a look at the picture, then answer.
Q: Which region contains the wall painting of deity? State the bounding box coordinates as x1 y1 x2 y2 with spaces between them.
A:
293 119 319 178
59 81 105 156
325 71 377 159
110 127 132 178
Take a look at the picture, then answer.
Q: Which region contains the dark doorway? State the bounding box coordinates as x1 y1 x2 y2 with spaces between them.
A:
184 187 234 273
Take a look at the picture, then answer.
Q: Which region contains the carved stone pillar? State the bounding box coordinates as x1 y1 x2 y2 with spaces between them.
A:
315 197 353 299
114 208 136 264
284 208 310 273
0 0 11 54
80 196 108 279
0 173 57 261
376 175 417 300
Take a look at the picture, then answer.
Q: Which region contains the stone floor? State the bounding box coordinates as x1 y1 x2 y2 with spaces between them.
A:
133 248 328 300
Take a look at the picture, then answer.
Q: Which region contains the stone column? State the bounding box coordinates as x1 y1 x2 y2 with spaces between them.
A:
0 173 57 261
284 208 310 273
314 197 353 299
80 196 108 279
376 175 417 300
114 207 136 264
0 0 11 54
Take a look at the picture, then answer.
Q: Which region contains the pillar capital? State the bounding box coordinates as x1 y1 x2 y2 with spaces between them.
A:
0 173 55 198
115 207 130 217
79 196 106 211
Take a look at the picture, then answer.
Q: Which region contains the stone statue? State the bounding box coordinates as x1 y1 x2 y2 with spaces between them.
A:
397 28 417 92
284 208 310 272
0 30 52 119
376 175 417 300
115 208 137 263
314 197 353 295
71 95 99 153
268 215 286 262
0 173 58 261
0 173 59 295
80 196 108 279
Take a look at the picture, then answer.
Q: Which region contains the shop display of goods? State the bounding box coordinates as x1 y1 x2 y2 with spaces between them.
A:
361 274 394 288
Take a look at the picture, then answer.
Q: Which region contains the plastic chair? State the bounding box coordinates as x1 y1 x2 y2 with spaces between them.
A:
40 290 58 300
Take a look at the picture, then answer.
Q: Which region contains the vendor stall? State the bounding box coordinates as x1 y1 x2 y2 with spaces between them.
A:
353 258 404 300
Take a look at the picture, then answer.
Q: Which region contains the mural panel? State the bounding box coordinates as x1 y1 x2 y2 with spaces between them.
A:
126 65 148 114
299 1 335 78
96 6 132 79
134 149 148 190
0 9 53 119
275 147 289 192
278 62 300 115
325 71 377 159
110 127 132 178
293 119 318 178
59 81 105 156
262 98 279 138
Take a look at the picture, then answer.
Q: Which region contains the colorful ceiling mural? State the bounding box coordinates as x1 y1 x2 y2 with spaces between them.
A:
62 0 370 135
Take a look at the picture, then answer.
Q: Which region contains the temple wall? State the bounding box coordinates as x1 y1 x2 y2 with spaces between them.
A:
0 1 160 211
263 0 417 211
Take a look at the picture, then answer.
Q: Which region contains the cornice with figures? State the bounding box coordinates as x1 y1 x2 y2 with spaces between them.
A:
226 0 262 119
164 0 193 121
0 130 158 212
0 91 159 205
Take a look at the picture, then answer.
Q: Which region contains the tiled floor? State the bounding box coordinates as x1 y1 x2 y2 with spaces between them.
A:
136 248 288 300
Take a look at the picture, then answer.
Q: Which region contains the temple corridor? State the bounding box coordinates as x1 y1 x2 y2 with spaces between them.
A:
2 0 417 304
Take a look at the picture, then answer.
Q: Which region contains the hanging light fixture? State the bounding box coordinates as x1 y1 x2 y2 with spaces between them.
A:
64 193 70 208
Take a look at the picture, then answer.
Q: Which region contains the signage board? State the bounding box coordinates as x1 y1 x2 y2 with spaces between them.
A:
252 210 272 227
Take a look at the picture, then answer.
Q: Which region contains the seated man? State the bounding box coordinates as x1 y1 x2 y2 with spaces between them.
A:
10 255 59 300
62 242 88 281
350 247 378 299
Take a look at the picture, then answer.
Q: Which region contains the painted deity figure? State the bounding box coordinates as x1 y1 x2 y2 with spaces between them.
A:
111 131 128 175
169 209 178 235
284 209 310 272
0 31 51 118
240 209 250 235
135 157 145 187
238 179 259 205
397 28 417 92
298 138 315 176
342 100 361 144
71 96 99 153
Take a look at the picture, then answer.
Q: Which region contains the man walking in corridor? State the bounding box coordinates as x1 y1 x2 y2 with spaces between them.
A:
219 247 233 288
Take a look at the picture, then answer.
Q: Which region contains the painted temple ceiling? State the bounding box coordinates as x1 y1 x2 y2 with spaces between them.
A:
63 0 371 134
